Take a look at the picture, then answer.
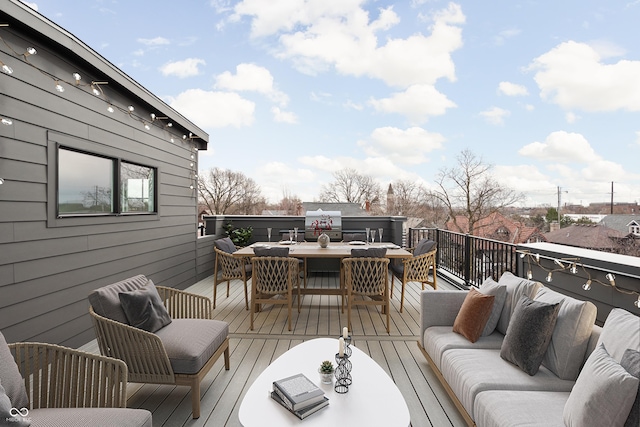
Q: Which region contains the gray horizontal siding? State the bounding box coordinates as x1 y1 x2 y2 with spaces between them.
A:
0 25 205 347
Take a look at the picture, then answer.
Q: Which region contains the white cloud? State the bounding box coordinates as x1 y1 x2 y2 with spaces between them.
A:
215 63 289 106
159 58 206 78
137 36 170 46
358 126 444 165
232 1 464 89
271 107 298 123
498 81 529 96
529 40 640 111
369 84 456 123
479 107 510 125
518 131 598 163
343 100 364 111
169 89 255 128
565 112 580 123
493 28 521 46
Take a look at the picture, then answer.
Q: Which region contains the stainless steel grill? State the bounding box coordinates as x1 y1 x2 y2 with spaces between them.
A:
305 210 342 241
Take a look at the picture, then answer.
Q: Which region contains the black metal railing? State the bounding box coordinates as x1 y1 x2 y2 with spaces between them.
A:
408 228 519 288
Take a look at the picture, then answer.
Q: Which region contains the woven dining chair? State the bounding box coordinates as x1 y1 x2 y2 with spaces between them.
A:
390 239 437 313
214 243 251 310
342 255 391 333
250 256 301 331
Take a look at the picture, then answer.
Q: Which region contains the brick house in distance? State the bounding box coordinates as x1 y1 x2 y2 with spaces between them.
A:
446 212 543 244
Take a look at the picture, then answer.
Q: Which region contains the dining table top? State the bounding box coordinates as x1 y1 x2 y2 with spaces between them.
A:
233 241 412 259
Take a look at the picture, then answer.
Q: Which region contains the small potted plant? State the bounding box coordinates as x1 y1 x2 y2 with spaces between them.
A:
319 360 334 384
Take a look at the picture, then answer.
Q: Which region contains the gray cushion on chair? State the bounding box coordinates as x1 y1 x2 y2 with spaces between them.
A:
119 282 172 333
0 332 29 410
29 407 152 427
350 247 387 258
413 239 436 256
88 275 150 324
214 237 237 253
253 247 290 257
343 233 366 242
155 319 229 374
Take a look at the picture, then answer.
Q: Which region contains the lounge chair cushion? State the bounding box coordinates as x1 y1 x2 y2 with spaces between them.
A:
155 319 229 374
119 282 172 332
563 344 639 427
214 237 237 254
0 332 28 410
1 380 30 426
535 286 597 380
29 407 152 427
500 296 560 376
477 277 507 336
88 275 149 324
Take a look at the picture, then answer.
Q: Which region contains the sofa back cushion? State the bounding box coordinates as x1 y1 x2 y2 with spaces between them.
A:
496 272 543 335
478 277 507 336
88 274 150 324
535 286 597 381
0 332 28 410
597 308 640 363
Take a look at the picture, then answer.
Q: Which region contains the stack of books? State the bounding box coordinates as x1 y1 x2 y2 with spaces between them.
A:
271 373 329 420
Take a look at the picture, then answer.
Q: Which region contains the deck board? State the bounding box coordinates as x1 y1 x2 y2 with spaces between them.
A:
81 271 467 426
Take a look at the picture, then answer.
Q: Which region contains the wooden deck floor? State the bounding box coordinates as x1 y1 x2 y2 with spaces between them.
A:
97 272 467 426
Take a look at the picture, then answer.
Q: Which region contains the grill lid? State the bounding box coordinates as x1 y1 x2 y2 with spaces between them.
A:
305 210 341 240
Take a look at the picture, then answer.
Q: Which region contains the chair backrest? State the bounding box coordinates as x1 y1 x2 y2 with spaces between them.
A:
414 239 436 256
253 246 290 257
88 274 150 324
252 257 298 294
215 246 247 278
343 233 366 243
214 237 237 253
350 247 387 258
342 257 389 296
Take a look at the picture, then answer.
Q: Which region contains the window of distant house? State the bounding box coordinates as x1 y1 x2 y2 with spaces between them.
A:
57 147 156 216
630 224 640 235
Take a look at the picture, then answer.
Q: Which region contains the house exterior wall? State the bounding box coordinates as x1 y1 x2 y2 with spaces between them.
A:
0 3 208 347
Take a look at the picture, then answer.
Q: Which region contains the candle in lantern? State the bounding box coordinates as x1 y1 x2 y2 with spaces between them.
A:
339 337 345 357
343 327 348 339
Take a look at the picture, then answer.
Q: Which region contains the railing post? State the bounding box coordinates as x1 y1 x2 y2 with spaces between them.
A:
464 233 472 287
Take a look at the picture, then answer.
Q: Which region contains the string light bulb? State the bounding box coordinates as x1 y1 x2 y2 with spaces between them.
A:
570 263 578 274
527 270 533 280
54 81 65 92
128 105 135 112
1 118 12 125
635 296 640 308
582 280 592 291
25 46 37 56
605 273 616 287
73 72 81 83
0 61 12 74
546 272 553 282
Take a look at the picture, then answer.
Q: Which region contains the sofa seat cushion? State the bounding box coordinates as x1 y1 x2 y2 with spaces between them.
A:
474 390 569 427
29 407 152 427
423 326 503 370
89 275 150 324
155 319 229 374
535 286 597 381
440 348 575 420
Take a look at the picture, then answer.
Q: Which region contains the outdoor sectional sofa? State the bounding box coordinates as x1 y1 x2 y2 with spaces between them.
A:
419 271 640 427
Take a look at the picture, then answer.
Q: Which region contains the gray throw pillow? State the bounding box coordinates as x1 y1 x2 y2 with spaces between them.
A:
413 239 436 256
253 246 289 257
0 380 30 426
119 281 172 332
620 349 640 427
477 277 507 336
214 237 237 253
500 296 560 375
563 344 639 427
0 332 28 410
350 247 387 257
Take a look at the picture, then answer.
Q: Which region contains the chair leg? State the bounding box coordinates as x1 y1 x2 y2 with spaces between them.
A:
213 278 218 310
226 279 230 297
191 378 201 419
287 293 292 331
400 280 406 313
243 279 249 310
224 346 230 370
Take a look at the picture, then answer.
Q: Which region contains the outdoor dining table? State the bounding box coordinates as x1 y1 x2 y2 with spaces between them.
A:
233 241 412 296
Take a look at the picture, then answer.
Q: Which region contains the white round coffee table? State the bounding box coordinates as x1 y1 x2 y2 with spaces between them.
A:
238 338 410 426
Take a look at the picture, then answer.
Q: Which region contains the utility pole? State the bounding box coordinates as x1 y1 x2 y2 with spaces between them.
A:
557 186 562 225
610 181 614 214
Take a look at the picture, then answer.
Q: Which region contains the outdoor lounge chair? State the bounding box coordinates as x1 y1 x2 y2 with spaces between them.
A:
89 274 230 419
1 331 152 427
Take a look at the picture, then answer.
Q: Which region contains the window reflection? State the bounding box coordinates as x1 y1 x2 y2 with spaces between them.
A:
58 149 114 214
121 162 155 212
